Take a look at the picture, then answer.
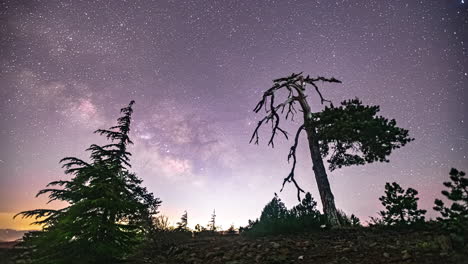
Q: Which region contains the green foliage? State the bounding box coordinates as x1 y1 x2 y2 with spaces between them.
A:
226 224 237 234
15 101 161 264
376 182 426 226
259 194 288 222
176 211 189 231
350 214 361 226
194 224 205 232
336 210 361 227
313 99 414 171
242 193 327 236
434 168 468 247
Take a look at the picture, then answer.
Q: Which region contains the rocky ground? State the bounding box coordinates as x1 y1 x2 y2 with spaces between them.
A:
2 229 466 264
133 228 467 264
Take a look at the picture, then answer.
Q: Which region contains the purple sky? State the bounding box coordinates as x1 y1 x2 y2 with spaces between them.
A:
1 0 467 230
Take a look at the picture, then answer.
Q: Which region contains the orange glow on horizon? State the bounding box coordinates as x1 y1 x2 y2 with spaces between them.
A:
0 213 42 231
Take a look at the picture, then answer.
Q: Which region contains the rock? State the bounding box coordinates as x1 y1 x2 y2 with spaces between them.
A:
279 247 290 255
369 242 377 247
205 251 218 258
270 242 280 249
435 235 452 252
255 254 262 262
298 255 304 260
383 252 390 258
401 250 411 260
340 247 351 252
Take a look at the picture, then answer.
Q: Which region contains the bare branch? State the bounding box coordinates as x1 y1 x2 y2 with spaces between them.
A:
280 125 305 200
250 73 342 200
304 76 341 105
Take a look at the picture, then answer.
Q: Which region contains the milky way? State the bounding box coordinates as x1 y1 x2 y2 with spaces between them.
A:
1 0 467 229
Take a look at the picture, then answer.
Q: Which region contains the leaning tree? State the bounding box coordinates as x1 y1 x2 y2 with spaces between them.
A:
250 72 413 226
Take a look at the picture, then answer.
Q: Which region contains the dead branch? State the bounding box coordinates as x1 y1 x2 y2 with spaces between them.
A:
250 73 341 200
280 124 305 200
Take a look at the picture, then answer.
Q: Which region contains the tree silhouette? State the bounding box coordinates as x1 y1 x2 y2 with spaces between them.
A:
208 209 217 231
289 192 320 218
378 182 426 225
434 168 467 245
250 72 413 226
259 193 288 222
176 210 188 231
15 101 161 263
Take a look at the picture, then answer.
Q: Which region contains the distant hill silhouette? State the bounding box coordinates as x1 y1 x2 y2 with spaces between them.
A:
0 229 30 242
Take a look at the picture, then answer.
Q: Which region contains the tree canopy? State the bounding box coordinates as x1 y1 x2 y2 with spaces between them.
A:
15 101 161 264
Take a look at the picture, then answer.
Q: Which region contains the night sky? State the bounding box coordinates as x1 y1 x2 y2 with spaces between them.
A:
1 0 467 230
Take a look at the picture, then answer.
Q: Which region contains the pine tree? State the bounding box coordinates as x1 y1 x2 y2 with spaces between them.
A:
350 214 361 227
377 182 426 225
433 168 468 246
251 73 413 226
290 192 320 218
208 209 217 231
176 211 188 231
15 101 161 264
259 193 288 222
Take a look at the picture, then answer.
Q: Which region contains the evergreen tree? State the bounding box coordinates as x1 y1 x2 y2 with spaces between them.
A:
208 210 217 231
15 101 161 264
251 73 413 226
433 168 468 246
176 211 188 231
350 214 361 227
290 192 320 218
259 193 288 222
378 182 426 225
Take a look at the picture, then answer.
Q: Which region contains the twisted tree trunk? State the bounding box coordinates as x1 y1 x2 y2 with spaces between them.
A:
305 120 340 226
298 89 341 227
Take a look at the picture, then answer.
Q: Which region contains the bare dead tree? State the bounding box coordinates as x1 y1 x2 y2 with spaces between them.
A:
250 72 414 227
250 72 342 226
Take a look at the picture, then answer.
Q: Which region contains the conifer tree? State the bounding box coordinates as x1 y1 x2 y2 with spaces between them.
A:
15 101 161 264
350 214 361 226
259 193 288 222
433 168 468 245
176 211 188 231
377 182 426 225
251 73 413 226
290 192 320 218
208 209 217 231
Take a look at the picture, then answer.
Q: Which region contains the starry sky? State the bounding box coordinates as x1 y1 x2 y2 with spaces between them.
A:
0 0 467 230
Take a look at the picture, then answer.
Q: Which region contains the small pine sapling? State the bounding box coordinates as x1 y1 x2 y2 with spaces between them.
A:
378 182 426 226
